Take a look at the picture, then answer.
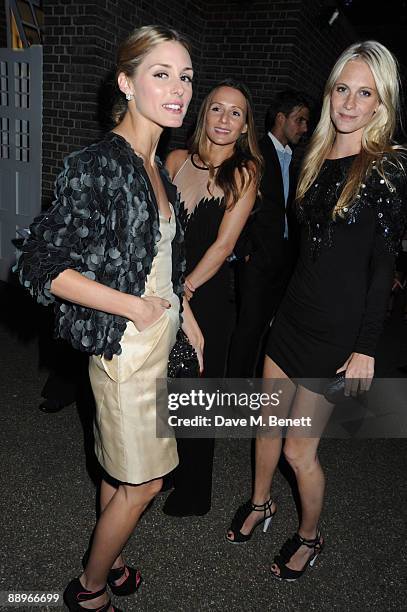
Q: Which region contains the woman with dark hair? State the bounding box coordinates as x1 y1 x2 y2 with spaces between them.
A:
15 25 200 611
226 41 407 581
163 79 262 516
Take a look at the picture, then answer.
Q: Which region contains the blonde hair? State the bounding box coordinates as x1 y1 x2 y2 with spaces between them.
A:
189 79 263 208
297 40 402 217
112 25 191 125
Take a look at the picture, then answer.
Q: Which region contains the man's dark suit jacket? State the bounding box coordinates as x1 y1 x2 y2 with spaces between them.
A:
228 135 302 377
243 134 300 278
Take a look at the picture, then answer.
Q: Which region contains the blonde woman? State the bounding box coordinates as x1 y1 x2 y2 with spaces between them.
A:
226 41 407 580
16 25 198 611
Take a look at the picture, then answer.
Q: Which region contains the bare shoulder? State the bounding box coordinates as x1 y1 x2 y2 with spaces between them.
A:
165 149 189 179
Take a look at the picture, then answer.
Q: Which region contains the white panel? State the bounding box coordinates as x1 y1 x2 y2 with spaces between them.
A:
0 46 42 281
15 171 30 215
0 169 11 211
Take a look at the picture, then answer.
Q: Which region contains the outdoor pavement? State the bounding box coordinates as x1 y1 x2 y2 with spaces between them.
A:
1 280 407 612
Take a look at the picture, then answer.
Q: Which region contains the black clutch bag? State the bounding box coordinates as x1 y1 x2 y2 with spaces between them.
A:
168 329 200 378
323 371 348 404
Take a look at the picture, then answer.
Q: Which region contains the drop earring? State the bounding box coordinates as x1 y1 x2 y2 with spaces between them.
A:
126 93 134 101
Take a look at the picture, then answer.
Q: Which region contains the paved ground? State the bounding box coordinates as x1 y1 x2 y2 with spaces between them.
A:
1 281 407 612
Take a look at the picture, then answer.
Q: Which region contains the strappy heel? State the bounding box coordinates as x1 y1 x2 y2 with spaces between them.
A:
226 497 276 544
108 565 142 596
63 577 122 611
270 531 324 581
82 549 142 597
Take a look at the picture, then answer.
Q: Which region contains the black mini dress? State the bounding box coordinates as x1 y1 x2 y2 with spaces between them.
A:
266 155 407 382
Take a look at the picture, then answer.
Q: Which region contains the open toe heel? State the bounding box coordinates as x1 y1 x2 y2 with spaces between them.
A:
270 531 324 581
226 496 276 544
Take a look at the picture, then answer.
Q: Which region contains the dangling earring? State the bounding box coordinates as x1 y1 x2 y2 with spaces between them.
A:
126 93 134 101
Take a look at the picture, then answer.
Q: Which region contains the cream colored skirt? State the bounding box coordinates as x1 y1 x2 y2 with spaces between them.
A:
89 310 179 484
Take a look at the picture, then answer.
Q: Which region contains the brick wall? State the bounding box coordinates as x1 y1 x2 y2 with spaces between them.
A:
42 0 205 204
292 1 355 95
199 0 303 138
42 0 356 206
199 0 356 134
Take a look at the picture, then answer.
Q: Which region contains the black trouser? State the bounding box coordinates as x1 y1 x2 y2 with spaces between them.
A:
172 437 215 513
227 256 292 378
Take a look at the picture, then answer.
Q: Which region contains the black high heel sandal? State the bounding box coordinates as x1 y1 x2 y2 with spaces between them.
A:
107 565 142 597
63 577 122 612
82 550 142 597
270 531 324 581
226 497 276 544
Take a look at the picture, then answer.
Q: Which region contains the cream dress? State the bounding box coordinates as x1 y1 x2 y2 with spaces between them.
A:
89 206 180 484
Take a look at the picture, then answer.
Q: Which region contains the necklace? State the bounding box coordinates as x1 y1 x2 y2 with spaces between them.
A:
191 153 221 170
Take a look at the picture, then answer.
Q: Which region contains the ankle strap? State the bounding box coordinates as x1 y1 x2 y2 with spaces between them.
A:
108 565 126 581
296 531 321 548
76 581 106 602
251 497 273 513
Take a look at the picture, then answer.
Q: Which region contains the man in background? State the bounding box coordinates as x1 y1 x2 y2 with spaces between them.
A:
228 90 310 377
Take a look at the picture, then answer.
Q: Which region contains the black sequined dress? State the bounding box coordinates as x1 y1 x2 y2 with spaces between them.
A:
266 155 407 381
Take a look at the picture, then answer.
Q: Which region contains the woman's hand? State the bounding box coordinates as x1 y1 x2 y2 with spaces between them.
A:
184 277 196 301
181 297 204 372
132 295 170 331
336 352 375 396
183 322 204 373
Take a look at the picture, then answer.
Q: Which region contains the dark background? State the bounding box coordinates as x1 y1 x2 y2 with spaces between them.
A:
1 0 406 206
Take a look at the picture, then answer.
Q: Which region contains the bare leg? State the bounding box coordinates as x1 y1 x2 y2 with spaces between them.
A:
227 356 296 540
99 479 127 583
271 385 333 575
78 478 162 610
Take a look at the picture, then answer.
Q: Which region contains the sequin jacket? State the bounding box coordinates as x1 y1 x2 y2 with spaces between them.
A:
15 132 186 359
298 154 407 258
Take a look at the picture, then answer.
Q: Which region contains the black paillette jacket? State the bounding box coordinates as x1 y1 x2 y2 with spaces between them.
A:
15 132 185 359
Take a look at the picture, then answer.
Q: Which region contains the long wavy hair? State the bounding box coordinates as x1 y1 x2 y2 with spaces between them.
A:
112 25 191 125
188 79 263 209
297 40 403 217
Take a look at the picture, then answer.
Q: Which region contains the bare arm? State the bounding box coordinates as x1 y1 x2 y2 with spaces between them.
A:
181 296 204 371
51 269 170 331
186 175 257 294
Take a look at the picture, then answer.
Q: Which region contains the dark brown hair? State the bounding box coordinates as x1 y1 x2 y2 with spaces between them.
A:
189 79 263 208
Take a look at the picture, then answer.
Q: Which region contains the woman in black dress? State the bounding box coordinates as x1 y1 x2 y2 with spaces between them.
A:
163 79 262 516
226 41 407 580
16 26 199 611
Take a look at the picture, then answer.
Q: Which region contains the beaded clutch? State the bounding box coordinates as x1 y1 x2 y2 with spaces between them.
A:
168 329 200 378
